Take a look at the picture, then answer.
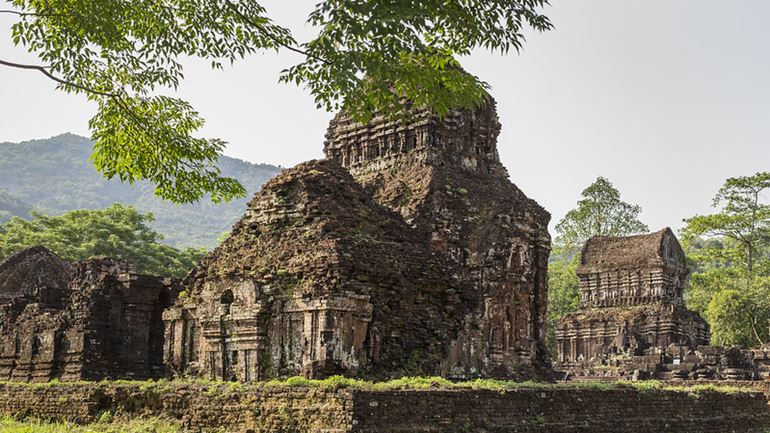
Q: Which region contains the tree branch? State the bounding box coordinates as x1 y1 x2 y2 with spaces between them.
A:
0 58 119 98
0 9 25 16
221 0 329 65
0 59 159 165
0 9 59 17
1 58 214 176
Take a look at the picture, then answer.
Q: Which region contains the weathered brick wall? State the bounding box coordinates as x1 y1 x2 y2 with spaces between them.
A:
351 388 770 433
0 248 178 383
0 383 353 432
0 384 100 422
0 383 769 433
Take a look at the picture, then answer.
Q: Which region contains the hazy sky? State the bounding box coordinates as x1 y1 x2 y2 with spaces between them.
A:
1 1 769 233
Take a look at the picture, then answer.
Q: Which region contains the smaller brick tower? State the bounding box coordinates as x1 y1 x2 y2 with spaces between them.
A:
556 228 709 378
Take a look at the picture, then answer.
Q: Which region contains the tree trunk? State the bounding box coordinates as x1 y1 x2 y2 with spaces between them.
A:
749 313 765 346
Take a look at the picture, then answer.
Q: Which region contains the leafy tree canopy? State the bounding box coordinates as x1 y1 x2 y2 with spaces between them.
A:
0 0 552 204
683 172 770 275
0 204 205 278
682 172 770 346
554 176 649 251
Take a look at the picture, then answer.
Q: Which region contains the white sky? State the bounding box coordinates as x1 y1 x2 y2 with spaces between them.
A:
1 1 769 233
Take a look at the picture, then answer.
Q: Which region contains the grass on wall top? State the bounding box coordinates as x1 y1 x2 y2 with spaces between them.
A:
0 376 749 396
0 414 180 433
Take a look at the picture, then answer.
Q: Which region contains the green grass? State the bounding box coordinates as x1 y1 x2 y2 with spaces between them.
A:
0 376 749 396
0 415 180 433
262 376 750 395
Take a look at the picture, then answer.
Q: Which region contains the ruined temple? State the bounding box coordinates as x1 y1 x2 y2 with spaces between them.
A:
325 103 552 378
164 98 552 381
0 247 178 381
556 229 710 379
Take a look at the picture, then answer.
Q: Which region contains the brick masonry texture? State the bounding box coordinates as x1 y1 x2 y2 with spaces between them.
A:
0 247 179 381
0 383 768 433
325 102 552 380
166 100 552 381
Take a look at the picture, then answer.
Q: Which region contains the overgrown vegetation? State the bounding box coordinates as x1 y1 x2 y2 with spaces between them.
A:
0 377 748 431
0 376 748 396
0 204 205 278
0 415 180 433
682 172 770 346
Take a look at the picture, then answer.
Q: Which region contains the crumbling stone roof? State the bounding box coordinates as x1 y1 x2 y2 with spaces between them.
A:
0 246 70 303
177 158 464 378
579 228 684 273
186 158 451 298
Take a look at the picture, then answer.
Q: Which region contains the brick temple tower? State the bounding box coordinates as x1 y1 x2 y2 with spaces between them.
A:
164 98 552 381
0 247 177 382
324 100 552 379
556 228 709 378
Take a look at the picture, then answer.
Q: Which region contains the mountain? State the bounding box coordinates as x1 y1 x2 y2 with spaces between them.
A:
0 133 282 248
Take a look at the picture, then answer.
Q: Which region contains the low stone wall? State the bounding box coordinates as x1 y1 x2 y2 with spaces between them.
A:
0 382 769 433
0 383 353 432
352 388 770 433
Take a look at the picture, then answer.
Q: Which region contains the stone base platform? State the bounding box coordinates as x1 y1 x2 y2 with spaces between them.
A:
0 381 768 433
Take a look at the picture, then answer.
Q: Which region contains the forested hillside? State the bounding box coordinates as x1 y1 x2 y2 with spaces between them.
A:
0 189 34 223
0 134 281 248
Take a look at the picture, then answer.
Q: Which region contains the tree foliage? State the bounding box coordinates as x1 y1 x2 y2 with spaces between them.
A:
0 204 205 277
1 0 552 203
545 248 581 354
683 172 770 274
682 172 770 346
554 176 649 251
283 1 552 119
546 176 649 355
